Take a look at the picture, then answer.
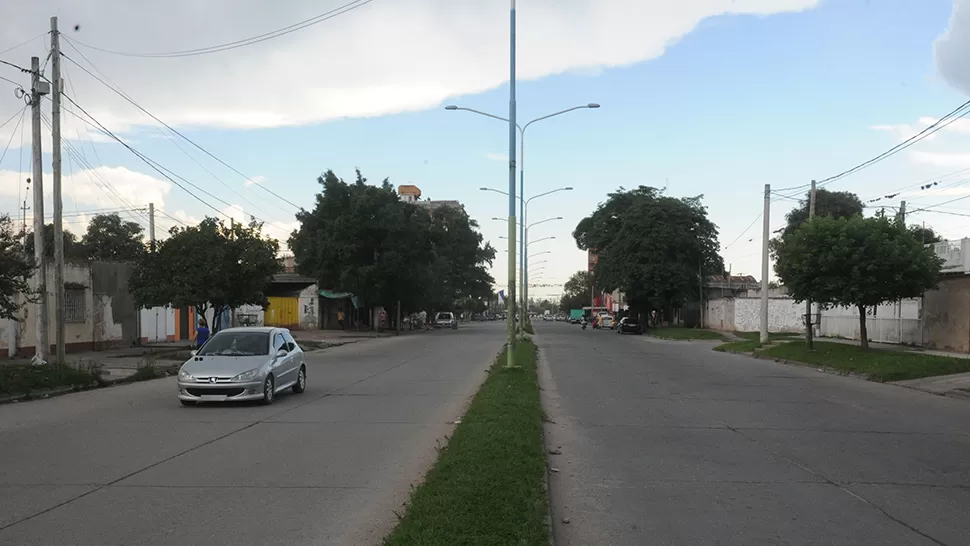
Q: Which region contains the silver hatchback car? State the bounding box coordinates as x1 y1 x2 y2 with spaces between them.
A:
177 327 307 406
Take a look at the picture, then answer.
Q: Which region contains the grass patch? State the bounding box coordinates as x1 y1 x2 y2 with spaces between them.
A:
648 326 726 341
734 331 801 342
383 340 548 546
758 341 970 382
0 362 101 397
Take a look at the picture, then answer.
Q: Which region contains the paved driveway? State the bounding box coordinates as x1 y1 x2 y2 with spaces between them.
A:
0 323 505 545
537 322 970 545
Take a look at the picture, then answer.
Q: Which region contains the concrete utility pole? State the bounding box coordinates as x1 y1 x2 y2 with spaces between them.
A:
760 184 770 344
505 0 518 367
899 200 906 225
148 202 156 252
51 16 66 363
805 180 816 349
30 56 50 364
698 259 704 328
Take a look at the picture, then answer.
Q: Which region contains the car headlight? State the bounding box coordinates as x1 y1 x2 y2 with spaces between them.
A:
231 368 260 382
178 369 195 381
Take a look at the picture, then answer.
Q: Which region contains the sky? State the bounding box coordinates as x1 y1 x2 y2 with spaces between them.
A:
2 0 970 300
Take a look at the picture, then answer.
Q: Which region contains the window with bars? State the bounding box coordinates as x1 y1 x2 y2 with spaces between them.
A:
65 289 86 323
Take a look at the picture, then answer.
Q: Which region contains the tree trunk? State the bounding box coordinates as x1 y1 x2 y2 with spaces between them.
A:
857 304 869 349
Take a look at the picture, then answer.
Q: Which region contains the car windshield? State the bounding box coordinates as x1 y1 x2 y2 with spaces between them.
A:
197 331 270 357
437 313 452 320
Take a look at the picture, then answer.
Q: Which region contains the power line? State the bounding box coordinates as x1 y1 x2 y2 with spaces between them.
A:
58 93 231 219
0 106 27 167
723 211 763 250
60 46 301 212
68 0 376 58
816 100 970 189
0 33 48 56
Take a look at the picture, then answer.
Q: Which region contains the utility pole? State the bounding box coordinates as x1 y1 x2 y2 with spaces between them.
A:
760 184 770 344
30 56 50 364
148 202 156 252
505 0 518 367
899 200 906 226
51 16 66 363
21 178 30 251
805 180 816 349
698 259 704 328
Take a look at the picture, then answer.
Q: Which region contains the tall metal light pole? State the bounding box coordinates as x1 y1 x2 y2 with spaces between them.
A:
449 101 597 328
483 186 573 316
506 0 518 366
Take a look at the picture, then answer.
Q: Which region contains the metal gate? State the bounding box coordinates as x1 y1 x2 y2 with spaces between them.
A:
264 297 299 328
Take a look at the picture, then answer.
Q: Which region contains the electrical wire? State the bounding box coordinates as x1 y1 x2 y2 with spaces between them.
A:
0 106 27 167
722 211 763 250
0 33 48 56
61 46 301 212
772 99 970 196
68 0 376 58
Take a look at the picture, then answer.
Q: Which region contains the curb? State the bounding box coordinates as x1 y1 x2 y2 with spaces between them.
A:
0 366 178 406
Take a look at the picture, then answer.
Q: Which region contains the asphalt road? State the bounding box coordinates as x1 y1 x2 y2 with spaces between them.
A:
536 321 970 546
0 322 505 546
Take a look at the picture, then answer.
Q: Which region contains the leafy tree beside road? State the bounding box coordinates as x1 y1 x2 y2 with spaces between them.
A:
573 186 723 322
81 213 147 261
289 169 494 320
129 217 282 331
0 214 34 320
774 215 943 348
25 223 84 259
560 270 592 312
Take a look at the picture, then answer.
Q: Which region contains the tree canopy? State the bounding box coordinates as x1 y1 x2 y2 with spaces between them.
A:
0 215 34 320
288 169 495 315
774 214 943 348
573 186 723 316
129 217 282 330
81 213 147 261
25 223 84 259
560 270 592 312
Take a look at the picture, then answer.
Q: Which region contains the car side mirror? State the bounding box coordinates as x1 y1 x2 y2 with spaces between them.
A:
189 350 197 357
275 348 288 358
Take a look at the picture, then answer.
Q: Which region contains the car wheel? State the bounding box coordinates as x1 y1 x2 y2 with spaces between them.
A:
292 366 307 394
261 375 276 405
180 400 195 407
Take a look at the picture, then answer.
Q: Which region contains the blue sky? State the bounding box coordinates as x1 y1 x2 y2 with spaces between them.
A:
2 0 970 300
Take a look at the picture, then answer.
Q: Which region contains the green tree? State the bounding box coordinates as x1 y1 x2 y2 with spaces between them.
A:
25 223 84 259
774 215 943 348
574 186 723 321
560 270 592 312
0 215 34 320
781 188 865 235
129 217 282 331
289 169 494 318
81 213 147 261
909 224 942 244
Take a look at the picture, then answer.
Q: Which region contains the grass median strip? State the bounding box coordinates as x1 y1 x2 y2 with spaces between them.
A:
0 362 102 397
383 339 549 546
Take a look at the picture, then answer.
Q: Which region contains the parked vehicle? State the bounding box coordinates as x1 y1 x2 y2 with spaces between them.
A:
177 327 306 406
435 311 458 330
617 316 642 335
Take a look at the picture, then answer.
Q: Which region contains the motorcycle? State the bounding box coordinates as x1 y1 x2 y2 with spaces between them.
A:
581 319 587 330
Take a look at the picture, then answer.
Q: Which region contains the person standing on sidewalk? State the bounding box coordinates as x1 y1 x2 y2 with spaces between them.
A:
196 317 210 349
337 309 345 329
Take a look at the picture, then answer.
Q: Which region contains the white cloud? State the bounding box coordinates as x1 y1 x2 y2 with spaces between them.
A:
0 0 820 139
0 165 171 209
243 175 266 186
936 0 970 96
485 152 508 162
909 151 970 168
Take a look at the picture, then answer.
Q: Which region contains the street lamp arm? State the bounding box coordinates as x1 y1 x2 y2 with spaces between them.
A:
449 107 522 132
526 216 563 231
522 105 591 132
526 187 573 206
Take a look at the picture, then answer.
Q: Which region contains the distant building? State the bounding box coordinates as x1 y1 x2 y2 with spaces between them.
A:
397 184 463 211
